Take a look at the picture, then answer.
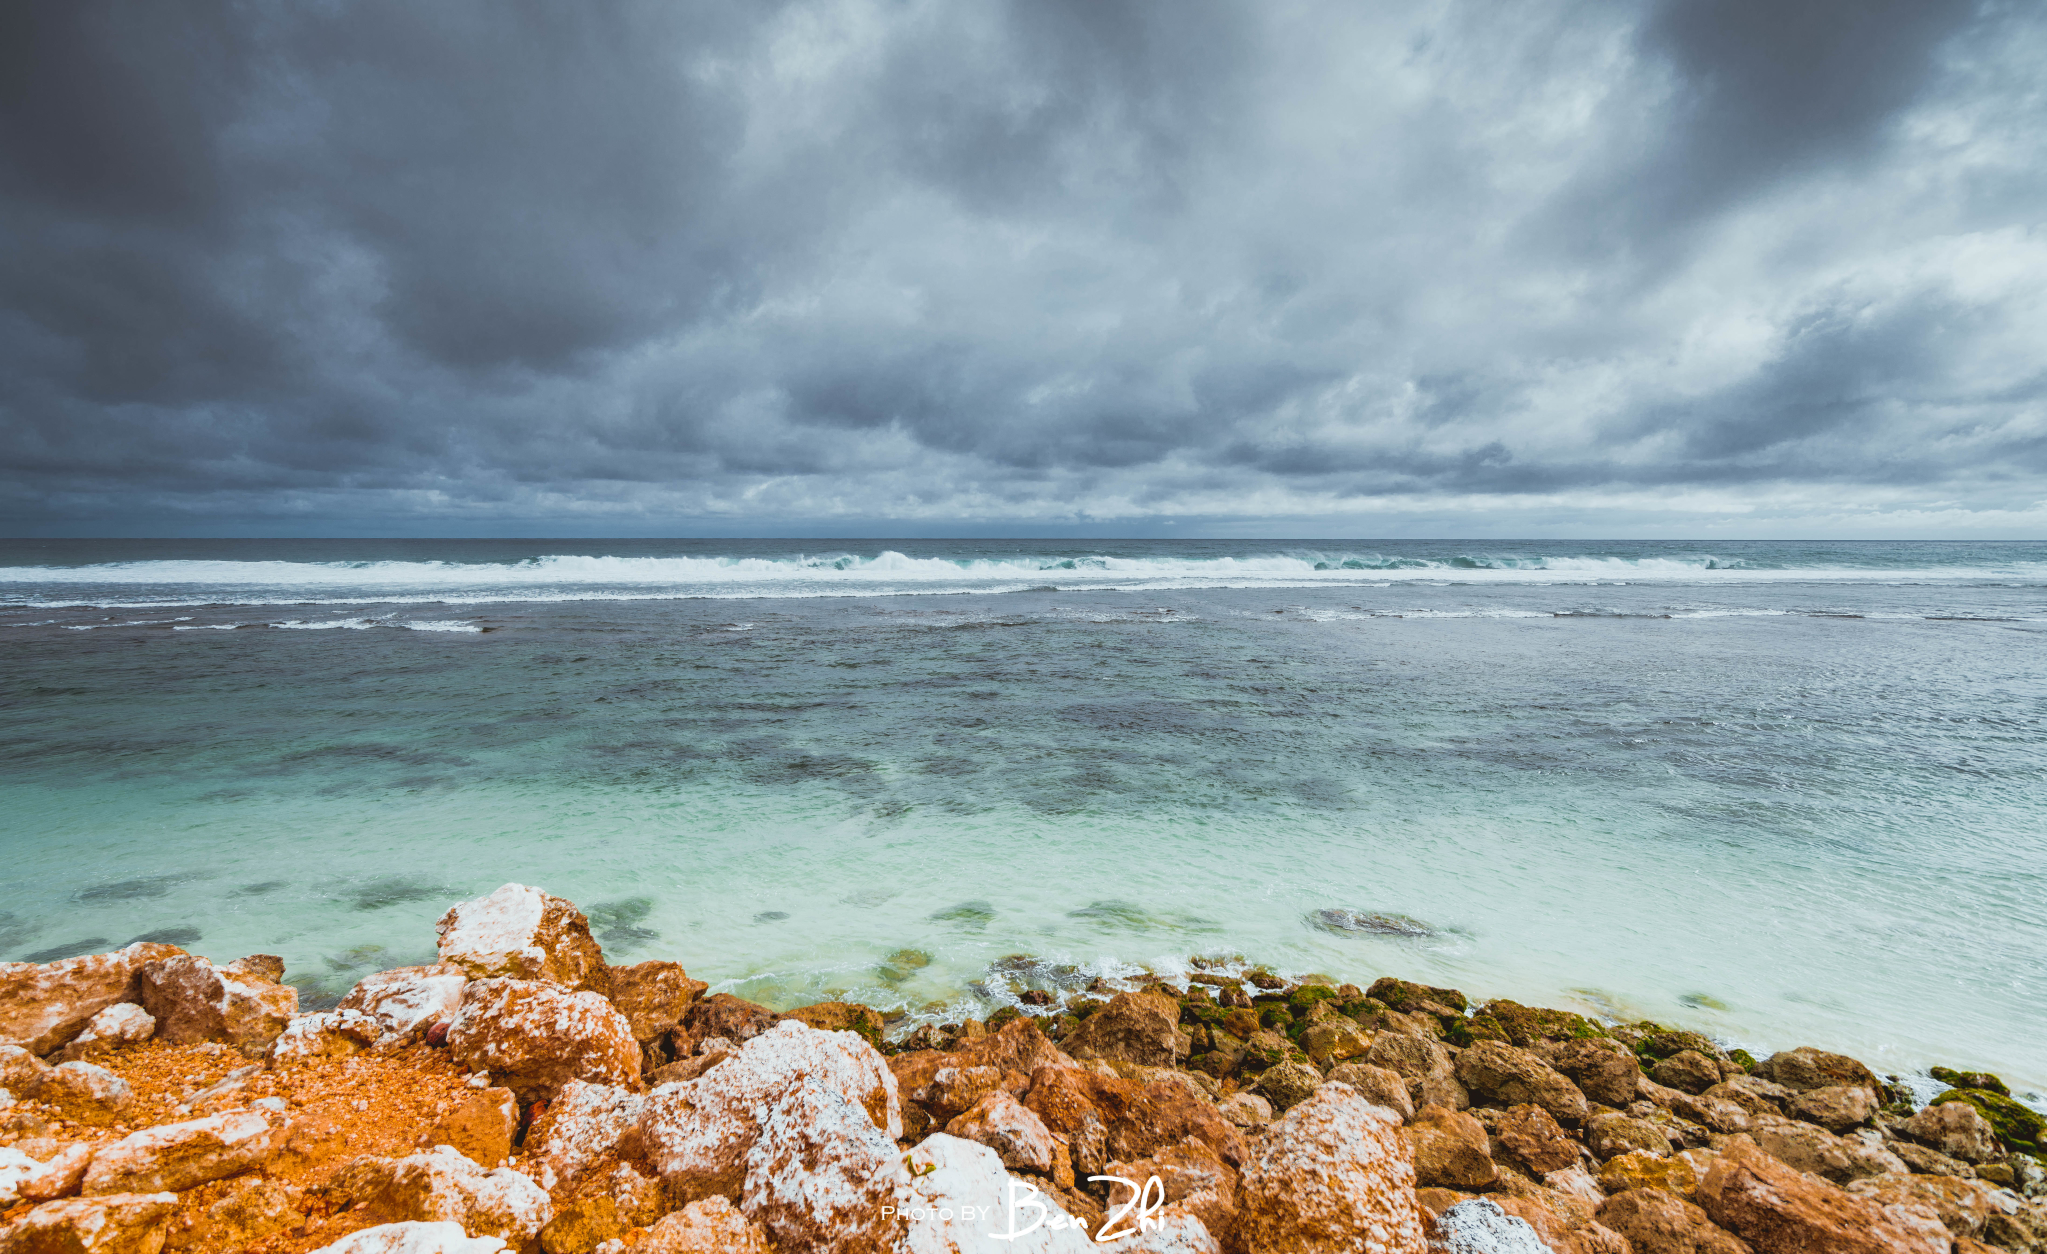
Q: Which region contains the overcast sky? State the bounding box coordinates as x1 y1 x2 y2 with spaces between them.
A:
3 0 2044 538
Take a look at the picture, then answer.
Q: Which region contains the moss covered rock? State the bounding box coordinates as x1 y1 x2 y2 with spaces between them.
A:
1366 977 1468 1018
1932 1088 2045 1154
1477 1000 1608 1047
1930 1067 2010 1098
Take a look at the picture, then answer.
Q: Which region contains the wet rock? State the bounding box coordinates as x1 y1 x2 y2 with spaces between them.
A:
1429 1197 1550 1253
778 1000 885 1047
1846 1173 2024 1245
675 994 778 1055
1477 1001 1610 1049
1253 1060 1324 1112
1650 1051 1724 1096
946 1089 1058 1174
1497 1103 1580 1174
1616 1023 1726 1064
1929 1087 2047 1158
423 1087 517 1167
1456 1040 1589 1125
272 1009 387 1064
1697 1137 1948 1254
528 1080 646 1190
1597 1186 1751 1254
603 961 708 1049
636 1195 776 1253
1217 1091 1273 1129
1538 1037 1642 1108
1367 1030 1469 1111
1749 1121 1905 1185
40 1061 132 1119
1600 1149 1700 1197
446 978 640 1099
0 942 187 1057
1326 1061 1415 1122
338 965 469 1048
84 1110 282 1195
435 883 608 994
135 954 297 1053
1234 1082 1427 1253
1407 1103 1497 1190
1789 1084 1876 1132
329 1145 552 1247
1900 1100 2005 1164
1060 992 1182 1068
0 1191 178 1253
1299 1018 1372 1068
310 1220 511 1253
1752 1047 1879 1095
1586 1111 1672 1161
163 1176 304 1252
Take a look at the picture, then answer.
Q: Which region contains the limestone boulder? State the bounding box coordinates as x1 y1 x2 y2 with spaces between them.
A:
1217 1091 1274 1129
1750 1121 1906 1185
606 961 709 1046
57 1003 157 1062
946 1089 1058 1174
135 954 297 1053
891 1133 1090 1252
0 943 188 1057
1112 1077 1248 1170
434 883 608 993
779 1000 885 1043
422 1087 517 1168
1300 1018 1372 1067
1597 1186 1751 1254
328 1145 551 1247
1586 1111 1673 1161
83 1110 283 1195
528 1080 647 1189
1023 1066 1125 1178
1650 1051 1725 1096
1253 1060 1324 1112
1900 1100 2004 1164
736 1072 920 1254
1 1142 94 1204
1497 1103 1580 1174
1325 1062 1414 1122
1600 1150 1700 1197
1234 1081 1428 1254
1366 1030 1468 1111
890 1050 1016 1124
1696 1137 1948 1254
1845 1173 2025 1245
338 965 469 1048
1429 1198 1551 1253
445 978 640 1098
1887 1141 1975 1177
1405 1103 1496 1191
0 1045 52 1097
0 1192 178 1253
310 1221 509 1253
675 993 778 1055
1753 1047 1879 1094
1455 1040 1589 1125
951 1016 1072 1077
1789 1084 1876 1133
271 1010 386 1065
636 1195 776 1253
1538 1037 1642 1108
1060 992 1182 1068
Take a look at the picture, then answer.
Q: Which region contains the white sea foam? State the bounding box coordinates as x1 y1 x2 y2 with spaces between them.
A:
271 617 381 630
398 620 482 633
172 623 239 630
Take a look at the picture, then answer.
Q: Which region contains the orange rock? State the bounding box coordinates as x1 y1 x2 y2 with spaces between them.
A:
421 1087 517 1167
1233 1082 1427 1254
1597 1186 1750 1254
1696 1136 1949 1254
950 1016 1071 1076
135 954 298 1054
1600 1149 1700 1197
776 1000 884 1043
1365 1030 1469 1112
944 1089 1057 1173
8 1142 94 1203
445 978 640 1099
889 1054 1009 1124
527 1080 646 1191
0 1191 178 1252
637 1194 776 1253
1538 1037 1643 1108
1455 1040 1589 1126
674 994 778 1055
83 1110 284 1195
0 942 187 1056
1497 1102 1579 1174
1404 1103 1496 1190
434 883 610 994
1059 992 1182 1068
1324 1062 1414 1122
605 961 708 1048
1103 1137 1239 1240
328 1145 553 1248
1023 1065 1129 1178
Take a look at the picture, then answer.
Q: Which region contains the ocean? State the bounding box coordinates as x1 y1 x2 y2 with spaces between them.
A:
3 538 2044 1098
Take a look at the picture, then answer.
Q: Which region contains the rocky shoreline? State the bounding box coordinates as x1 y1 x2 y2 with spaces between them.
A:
3 883 2044 1254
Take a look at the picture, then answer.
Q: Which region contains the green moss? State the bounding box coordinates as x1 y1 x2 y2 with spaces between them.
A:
1068 998 1106 1021
1287 985 1344 1014
1259 1005 1295 1031
1729 1048 1758 1072
1932 1089 2045 1154
1367 977 1469 1015
987 1005 1023 1029
1931 1067 2010 1097
1477 1000 1605 1047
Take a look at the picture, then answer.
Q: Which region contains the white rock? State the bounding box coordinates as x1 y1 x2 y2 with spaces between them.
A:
83 1110 282 1195
1118 1211 1223 1254
0 1141 95 1204
1428 1197 1549 1253
902 1133 1095 1253
741 1071 915 1254
531 1079 647 1189
344 1145 552 1246
86 1002 156 1043
338 966 469 1046
272 1009 386 1064
43 1060 133 1113
1 1145 36 1205
945 1089 1059 1173
435 884 605 990
311 1220 510 1253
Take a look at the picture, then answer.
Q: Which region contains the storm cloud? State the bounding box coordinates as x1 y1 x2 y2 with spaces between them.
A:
2 0 2043 535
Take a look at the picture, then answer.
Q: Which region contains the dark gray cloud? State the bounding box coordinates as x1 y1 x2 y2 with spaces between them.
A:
2 0 2043 536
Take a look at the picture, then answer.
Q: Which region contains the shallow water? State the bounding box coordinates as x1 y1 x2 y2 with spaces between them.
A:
3 538 2044 1098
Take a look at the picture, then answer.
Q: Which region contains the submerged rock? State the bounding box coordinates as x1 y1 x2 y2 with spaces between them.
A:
1307 909 1434 937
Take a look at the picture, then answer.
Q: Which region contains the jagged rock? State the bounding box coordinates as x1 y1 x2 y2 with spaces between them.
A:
606 961 708 1045
675 994 778 1055
1456 1040 1588 1125
1113 1077 1248 1169
435 883 608 994
1753 1047 1879 1094
1489 1186 1631 1254
1254 1060 1324 1112
1 1142 93 1204
329 1145 552 1246
1597 1186 1751 1254
1600 1149 1699 1196
135 954 297 1053
41 1061 132 1118
1234 1081 1428 1253
1367 1031 1469 1111
0 942 187 1056
900 1133 1092 1252
1300 1018 1372 1067
423 1087 517 1167
1368 978 1468 1020
272 1010 386 1064
891 1056 1014 1123
1900 1100 2004 1164
83 1110 283 1194
1406 1103 1497 1190
57 1003 157 1062
310 1221 509 1253
1651 1051 1724 1096
1887 1141 1976 1177
741 1067 913 1253
338 966 469 1047
1103 1138 1239 1241
1751 1122 1905 1185
0 1045 52 1097
1218 1091 1273 1129
529 1080 647 1190
1428 1197 1550 1253
779 1000 885 1042
1326 1061 1415 1122
1846 1173 2025 1245
538 1195 623 1253
1789 1084 1876 1132
946 1089 1058 1174
636 1195 776 1252
446 978 640 1099
952 1017 1072 1076
1497 1103 1579 1174
1061 992 1182 1068
163 1176 304 1252
0 1192 178 1253
1586 1111 1672 1160
1697 1136 1948 1254
1539 1037 1642 1108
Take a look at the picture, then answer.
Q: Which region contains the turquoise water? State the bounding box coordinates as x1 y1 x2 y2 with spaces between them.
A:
3 539 2044 1098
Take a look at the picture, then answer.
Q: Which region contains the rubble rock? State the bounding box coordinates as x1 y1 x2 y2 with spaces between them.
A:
1456 1040 1589 1125
423 1086 517 1168
1325 1062 1415 1122
1600 1150 1700 1197
164 1176 304 1252
0 942 186 1056
1752 1047 1878 1094
946 1089 1058 1174
950 1017 1072 1077
1597 1186 1751 1254
1750 1121 1906 1185
529 1080 647 1190
0 1191 178 1253
890 1056 1012 1124
1788 1084 1876 1133
338 965 470 1048
445 978 640 1099
1696 1137 1948 1254
605 961 708 1045
538 1195 623 1254
135 954 298 1053
1060 992 1182 1068
1900 1100 2005 1164
271 1009 386 1065
1406 1103 1497 1191
310 1221 509 1253
1367 1031 1469 1111
637 1195 776 1253
83 1110 282 1195
1650 1051 1725 1096
435 883 609 994
1102 1138 1238 1242
1497 1103 1580 1174
1234 1081 1428 1253
1428 1197 1550 1253
329 1145 552 1247
41 1061 133 1118
778 1000 885 1044
1887 1141 1976 1178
